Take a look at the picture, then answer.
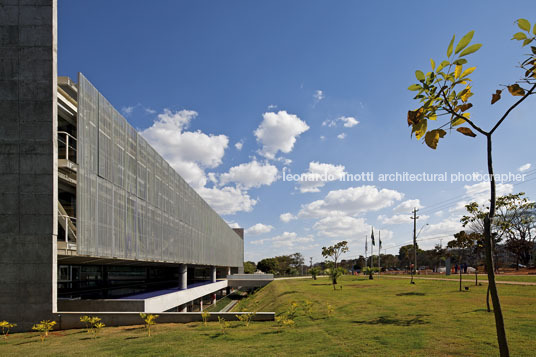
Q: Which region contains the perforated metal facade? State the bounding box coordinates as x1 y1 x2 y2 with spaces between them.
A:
76 73 243 267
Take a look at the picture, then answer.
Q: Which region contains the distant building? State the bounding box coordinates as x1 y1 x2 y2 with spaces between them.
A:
1 1 243 331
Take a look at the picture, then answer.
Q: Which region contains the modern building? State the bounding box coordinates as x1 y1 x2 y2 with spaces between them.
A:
1 1 248 331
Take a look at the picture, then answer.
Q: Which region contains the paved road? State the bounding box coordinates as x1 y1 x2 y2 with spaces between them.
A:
381 275 536 286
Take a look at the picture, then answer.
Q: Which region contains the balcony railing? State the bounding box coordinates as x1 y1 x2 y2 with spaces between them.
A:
58 131 77 163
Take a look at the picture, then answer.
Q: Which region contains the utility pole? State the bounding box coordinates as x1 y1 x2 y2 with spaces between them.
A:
411 208 419 284
378 230 381 278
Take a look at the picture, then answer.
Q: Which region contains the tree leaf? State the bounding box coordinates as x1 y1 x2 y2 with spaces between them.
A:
455 31 474 54
424 129 446 149
459 44 482 57
451 117 466 127
460 67 476 78
517 19 531 32
408 84 421 91
412 119 427 140
436 60 450 72
457 127 477 137
453 58 468 65
460 86 472 102
447 34 455 57
491 89 502 104
522 38 533 47
430 59 435 71
407 108 423 126
456 103 473 112
454 65 462 79
513 32 527 40
531 46 536 55
533 23 536 35
507 84 525 96
415 70 425 81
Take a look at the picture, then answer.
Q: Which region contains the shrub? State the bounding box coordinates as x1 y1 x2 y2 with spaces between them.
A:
303 300 313 317
32 320 56 342
287 302 299 320
275 315 295 329
80 316 105 337
139 313 159 337
326 303 334 318
0 320 16 340
201 311 210 326
235 312 256 327
217 316 230 334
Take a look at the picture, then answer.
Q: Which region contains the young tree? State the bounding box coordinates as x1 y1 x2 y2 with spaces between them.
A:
406 19 536 356
321 241 349 285
495 193 536 268
448 231 479 291
243 261 257 274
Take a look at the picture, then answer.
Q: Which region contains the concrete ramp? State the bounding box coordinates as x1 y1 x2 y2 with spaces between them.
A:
227 274 274 288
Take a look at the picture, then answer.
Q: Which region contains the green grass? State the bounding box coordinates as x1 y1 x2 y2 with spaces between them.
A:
386 273 536 283
1 276 535 356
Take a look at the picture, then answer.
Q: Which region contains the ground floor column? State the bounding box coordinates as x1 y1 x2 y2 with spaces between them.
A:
211 293 217 305
179 264 187 290
211 266 217 283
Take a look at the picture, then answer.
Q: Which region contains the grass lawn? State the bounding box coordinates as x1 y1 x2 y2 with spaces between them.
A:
1 276 535 356
384 273 536 283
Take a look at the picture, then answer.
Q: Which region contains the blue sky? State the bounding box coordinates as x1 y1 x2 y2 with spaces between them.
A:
58 1 536 263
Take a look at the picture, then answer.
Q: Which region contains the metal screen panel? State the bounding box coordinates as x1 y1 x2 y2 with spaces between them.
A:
77 73 243 267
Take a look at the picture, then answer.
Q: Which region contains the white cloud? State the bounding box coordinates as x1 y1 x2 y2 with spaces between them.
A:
393 199 423 214
378 213 429 225
340 116 359 128
298 161 346 193
145 107 156 114
322 119 337 127
299 185 404 218
267 104 277 109
518 163 531 172
423 217 463 237
450 182 514 212
313 215 369 238
219 160 278 189
322 116 359 128
320 135 326 141
235 141 243 150
280 212 297 223
196 186 257 215
245 223 274 236
254 111 309 160
227 222 241 229
122 106 135 115
337 133 346 140
313 90 324 102
141 109 229 189
435 210 443 217
251 231 314 248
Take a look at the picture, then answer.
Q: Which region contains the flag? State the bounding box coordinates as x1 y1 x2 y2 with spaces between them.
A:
379 230 382 249
371 227 375 246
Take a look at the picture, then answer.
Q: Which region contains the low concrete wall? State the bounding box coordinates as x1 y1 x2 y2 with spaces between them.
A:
58 299 145 312
227 273 274 288
55 312 275 330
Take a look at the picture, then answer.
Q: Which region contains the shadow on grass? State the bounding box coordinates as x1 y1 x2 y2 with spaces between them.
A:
346 284 373 288
125 336 141 340
396 292 426 296
311 283 332 286
353 314 429 326
278 290 299 297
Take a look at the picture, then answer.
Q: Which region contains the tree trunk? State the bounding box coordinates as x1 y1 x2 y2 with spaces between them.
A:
486 285 491 312
485 135 509 357
475 270 478 286
459 264 462 292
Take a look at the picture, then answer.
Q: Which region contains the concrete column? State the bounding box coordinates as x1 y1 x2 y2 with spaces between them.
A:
227 266 231 277
211 266 217 283
179 264 187 290
0 0 58 332
211 293 217 305
179 304 187 312
199 299 203 312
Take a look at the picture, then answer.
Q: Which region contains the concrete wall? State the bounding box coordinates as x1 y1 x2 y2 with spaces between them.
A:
55 311 275 330
0 0 57 331
58 299 144 313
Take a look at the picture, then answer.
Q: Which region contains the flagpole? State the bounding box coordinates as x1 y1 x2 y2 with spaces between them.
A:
378 230 381 278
